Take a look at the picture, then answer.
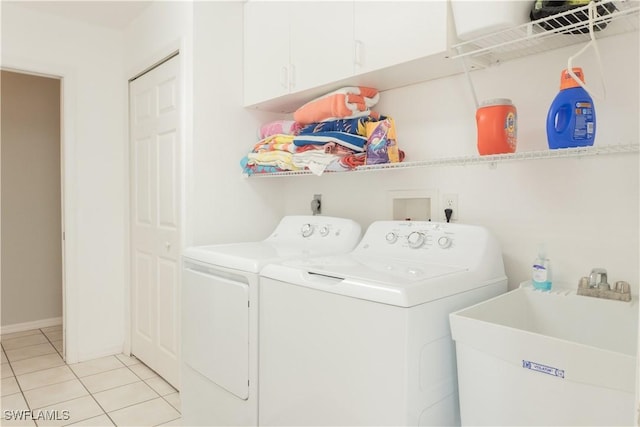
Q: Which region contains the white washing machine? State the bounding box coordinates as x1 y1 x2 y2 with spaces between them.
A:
181 216 361 426
258 220 508 426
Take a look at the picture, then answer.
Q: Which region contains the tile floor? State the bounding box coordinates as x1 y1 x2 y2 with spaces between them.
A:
1 327 181 426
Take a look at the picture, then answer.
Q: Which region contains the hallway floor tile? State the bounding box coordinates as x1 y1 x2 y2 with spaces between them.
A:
1 327 181 426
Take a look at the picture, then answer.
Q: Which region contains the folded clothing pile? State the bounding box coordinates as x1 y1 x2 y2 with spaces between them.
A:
293 86 380 125
240 87 405 176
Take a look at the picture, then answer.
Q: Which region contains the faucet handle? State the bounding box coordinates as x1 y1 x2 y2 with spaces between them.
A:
578 276 590 289
615 281 631 295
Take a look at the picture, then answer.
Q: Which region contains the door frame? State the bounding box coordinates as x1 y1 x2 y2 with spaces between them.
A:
124 40 190 360
1 60 71 361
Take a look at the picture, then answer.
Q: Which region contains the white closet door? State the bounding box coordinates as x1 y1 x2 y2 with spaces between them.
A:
130 55 181 389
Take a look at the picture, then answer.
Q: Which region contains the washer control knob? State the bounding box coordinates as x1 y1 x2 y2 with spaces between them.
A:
438 236 452 249
407 231 425 249
385 232 398 244
301 223 314 238
319 226 330 237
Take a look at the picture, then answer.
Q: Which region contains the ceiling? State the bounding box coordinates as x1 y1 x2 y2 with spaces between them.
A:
12 1 153 29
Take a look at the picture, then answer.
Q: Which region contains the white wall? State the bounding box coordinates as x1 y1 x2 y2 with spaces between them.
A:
1 3 127 361
123 0 283 247
192 1 285 245
280 31 639 293
124 1 192 79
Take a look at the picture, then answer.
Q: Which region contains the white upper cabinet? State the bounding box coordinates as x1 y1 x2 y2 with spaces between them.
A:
243 1 290 106
289 2 355 93
243 1 455 111
353 1 448 74
243 1 354 107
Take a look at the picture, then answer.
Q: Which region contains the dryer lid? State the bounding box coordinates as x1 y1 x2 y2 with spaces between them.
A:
183 242 309 274
182 215 362 273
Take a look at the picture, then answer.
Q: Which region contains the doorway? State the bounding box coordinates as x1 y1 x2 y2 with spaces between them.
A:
1 70 64 355
129 54 182 388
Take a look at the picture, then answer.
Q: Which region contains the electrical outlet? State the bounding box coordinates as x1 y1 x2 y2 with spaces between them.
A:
442 193 458 221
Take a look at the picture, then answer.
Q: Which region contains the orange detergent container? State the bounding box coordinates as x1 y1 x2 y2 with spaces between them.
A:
476 98 517 155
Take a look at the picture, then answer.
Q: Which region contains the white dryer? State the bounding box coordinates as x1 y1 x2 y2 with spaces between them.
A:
181 216 361 426
258 220 507 426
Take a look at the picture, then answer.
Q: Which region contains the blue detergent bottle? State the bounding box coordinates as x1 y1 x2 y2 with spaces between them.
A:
546 67 596 149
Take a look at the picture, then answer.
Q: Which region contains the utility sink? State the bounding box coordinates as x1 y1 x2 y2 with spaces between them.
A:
450 283 638 426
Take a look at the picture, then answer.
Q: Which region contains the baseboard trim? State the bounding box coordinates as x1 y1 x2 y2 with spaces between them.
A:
1 317 63 335
77 345 124 363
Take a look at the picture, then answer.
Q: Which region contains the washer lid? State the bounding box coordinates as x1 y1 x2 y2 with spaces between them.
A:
297 254 464 284
260 254 490 307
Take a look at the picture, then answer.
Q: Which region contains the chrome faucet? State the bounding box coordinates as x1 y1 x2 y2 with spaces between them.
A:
588 268 610 290
577 267 631 302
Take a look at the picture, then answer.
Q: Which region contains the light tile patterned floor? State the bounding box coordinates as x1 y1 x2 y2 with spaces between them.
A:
1 327 181 426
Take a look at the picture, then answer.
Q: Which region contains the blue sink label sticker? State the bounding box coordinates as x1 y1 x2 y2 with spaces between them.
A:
522 360 565 378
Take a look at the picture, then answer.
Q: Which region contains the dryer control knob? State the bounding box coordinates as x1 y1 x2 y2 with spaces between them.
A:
385 232 398 244
301 223 314 238
438 236 452 249
407 231 425 249
319 226 330 237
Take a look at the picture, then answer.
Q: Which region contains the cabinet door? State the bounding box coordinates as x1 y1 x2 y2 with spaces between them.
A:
354 1 448 74
243 1 291 106
289 1 355 93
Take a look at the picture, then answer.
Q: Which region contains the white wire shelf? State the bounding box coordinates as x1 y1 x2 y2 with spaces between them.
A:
451 0 639 66
243 143 639 178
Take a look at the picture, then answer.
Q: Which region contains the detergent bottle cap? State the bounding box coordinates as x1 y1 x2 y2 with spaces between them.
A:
480 98 513 108
560 68 585 90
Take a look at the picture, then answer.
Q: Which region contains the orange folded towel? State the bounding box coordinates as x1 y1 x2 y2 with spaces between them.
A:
293 87 380 125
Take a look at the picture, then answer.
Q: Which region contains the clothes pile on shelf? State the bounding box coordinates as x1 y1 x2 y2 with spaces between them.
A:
240 86 405 176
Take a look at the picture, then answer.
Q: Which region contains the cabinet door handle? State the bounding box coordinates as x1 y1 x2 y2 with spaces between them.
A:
289 63 296 90
354 40 363 67
280 65 288 89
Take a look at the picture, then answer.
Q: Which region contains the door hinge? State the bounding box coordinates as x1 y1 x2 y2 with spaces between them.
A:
62 232 65 241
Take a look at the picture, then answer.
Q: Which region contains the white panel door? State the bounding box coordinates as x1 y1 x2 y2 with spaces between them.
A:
130 55 181 389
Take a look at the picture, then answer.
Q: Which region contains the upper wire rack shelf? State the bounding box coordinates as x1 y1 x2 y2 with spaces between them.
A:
451 0 639 65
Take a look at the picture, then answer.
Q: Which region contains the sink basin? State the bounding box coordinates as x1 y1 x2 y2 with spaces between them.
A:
450 283 638 426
